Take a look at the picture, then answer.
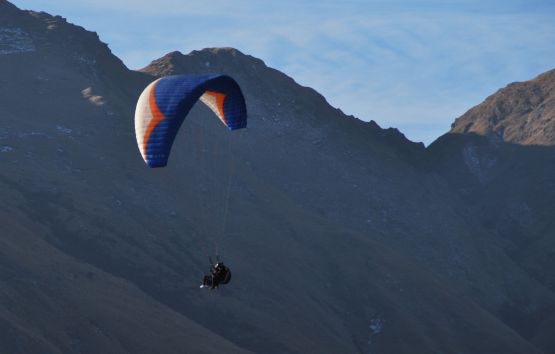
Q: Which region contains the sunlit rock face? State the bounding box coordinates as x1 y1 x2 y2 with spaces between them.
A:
450 69 555 146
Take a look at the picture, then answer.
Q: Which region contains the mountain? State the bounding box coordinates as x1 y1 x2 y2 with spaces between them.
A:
429 68 555 352
1 0 554 353
449 69 555 146
140 49 555 352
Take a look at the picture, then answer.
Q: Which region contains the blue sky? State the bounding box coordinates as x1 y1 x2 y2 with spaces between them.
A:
10 0 555 144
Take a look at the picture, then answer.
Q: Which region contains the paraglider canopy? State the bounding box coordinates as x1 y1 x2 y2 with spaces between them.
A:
135 74 247 167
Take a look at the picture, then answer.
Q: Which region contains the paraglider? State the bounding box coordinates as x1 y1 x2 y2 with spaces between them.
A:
134 74 246 290
134 74 247 167
200 256 232 289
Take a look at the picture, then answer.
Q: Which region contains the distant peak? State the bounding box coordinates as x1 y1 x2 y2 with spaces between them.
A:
449 67 555 146
157 48 245 62
139 47 262 77
164 50 184 59
191 47 244 56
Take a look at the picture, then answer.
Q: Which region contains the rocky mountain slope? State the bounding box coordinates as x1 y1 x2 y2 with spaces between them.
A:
429 68 555 352
449 69 555 146
1 1 554 353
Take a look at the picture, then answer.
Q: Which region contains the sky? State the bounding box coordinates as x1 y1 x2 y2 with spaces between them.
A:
10 0 555 145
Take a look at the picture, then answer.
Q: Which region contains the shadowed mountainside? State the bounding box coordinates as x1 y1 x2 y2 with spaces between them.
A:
1 1 554 353
429 69 555 352
140 49 555 353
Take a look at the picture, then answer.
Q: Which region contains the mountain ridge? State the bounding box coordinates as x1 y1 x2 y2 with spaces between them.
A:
449 68 555 145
